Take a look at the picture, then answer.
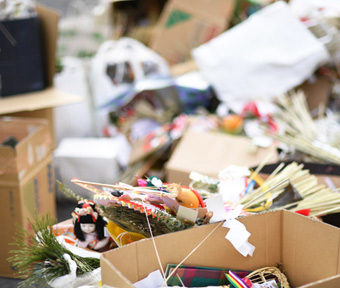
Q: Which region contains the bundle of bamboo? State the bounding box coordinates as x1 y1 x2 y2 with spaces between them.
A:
240 162 340 217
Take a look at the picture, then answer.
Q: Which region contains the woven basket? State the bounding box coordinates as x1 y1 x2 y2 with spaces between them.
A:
246 266 290 288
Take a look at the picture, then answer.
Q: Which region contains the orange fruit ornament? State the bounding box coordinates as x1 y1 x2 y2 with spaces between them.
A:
176 187 200 208
167 184 201 208
221 114 244 134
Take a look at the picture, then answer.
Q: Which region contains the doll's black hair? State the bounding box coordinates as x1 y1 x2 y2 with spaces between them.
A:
73 201 107 242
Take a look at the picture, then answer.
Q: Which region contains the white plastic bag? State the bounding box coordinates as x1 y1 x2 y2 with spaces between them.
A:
192 1 330 113
53 57 93 144
89 37 171 109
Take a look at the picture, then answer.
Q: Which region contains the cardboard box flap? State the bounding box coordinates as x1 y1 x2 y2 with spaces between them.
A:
0 87 83 115
166 130 278 181
101 243 139 287
282 211 340 287
299 274 340 288
0 117 48 142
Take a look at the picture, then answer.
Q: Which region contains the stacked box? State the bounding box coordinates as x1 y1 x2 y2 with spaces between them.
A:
0 117 56 277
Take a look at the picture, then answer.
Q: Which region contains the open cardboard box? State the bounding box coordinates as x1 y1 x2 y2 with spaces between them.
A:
0 5 82 147
101 210 340 287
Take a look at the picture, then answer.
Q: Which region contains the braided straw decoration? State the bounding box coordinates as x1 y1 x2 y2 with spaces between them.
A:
246 266 290 288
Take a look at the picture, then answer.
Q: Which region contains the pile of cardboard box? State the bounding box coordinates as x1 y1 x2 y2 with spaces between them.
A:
0 5 81 278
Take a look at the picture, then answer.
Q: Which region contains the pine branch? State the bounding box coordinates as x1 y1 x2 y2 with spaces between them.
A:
8 214 100 287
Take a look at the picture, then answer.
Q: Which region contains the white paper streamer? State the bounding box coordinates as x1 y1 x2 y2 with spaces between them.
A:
205 195 255 257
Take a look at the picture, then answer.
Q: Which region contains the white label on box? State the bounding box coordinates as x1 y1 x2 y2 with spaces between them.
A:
36 144 48 162
28 143 34 166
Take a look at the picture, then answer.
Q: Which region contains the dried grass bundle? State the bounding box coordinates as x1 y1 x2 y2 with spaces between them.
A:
271 91 340 165
240 162 340 217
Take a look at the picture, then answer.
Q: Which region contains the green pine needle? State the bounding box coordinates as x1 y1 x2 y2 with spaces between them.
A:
8 214 100 288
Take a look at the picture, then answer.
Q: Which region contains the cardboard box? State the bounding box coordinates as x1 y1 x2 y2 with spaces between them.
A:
0 117 53 181
165 130 278 185
149 0 235 65
101 210 340 287
0 5 83 147
0 117 56 278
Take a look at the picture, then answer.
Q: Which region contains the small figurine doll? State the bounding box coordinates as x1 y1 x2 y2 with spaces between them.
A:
72 200 110 251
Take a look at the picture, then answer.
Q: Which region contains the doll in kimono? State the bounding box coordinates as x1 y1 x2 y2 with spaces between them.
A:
72 200 110 251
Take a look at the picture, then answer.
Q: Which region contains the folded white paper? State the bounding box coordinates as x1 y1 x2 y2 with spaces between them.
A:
205 195 255 257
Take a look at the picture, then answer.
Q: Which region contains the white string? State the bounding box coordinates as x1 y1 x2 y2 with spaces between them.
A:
177 273 185 287
161 221 224 287
142 199 166 279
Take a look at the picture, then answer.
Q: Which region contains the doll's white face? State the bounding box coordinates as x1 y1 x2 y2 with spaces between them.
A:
80 223 96 234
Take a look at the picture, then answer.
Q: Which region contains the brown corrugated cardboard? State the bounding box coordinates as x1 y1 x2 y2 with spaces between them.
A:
170 60 198 76
0 5 83 147
165 130 279 185
0 117 53 182
100 210 340 287
0 154 56 278
300 76 332 112
149 0 235 65
0 117 56 278
300 275 340 288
